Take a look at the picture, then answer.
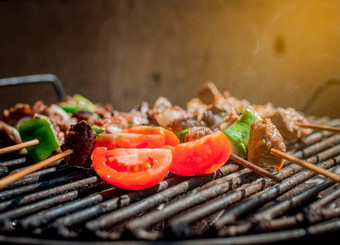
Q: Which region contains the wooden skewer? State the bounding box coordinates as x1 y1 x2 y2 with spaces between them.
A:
270 148 340 182
296 122 340 134
0 139 39 155
229 153 281 182
0 149 73 189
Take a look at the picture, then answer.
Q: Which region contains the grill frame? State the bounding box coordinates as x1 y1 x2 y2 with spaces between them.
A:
0 219 339 244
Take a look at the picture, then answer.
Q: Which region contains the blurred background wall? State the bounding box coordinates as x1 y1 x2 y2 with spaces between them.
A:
0 0 339 117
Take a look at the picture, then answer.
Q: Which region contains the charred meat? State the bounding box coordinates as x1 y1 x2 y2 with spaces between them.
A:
61 120 97 169
2 103 35 127
268 107 312 144
197 81 223 105
248 118 286 171
185 127 213 142
0 121 22 149
167 117 203 133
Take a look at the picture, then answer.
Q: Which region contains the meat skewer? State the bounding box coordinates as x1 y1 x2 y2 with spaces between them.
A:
295 121 340 134
270 148 340 182
0 84 338 189
0 120 97 189
229 153 281 182
248 118 340 182
179 126 281 182
0 149 73 188
196 82 340 182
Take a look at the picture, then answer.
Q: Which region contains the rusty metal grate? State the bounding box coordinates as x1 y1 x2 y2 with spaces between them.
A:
0 117 339 244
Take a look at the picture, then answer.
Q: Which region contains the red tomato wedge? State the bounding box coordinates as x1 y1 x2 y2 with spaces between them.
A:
123 126 180 146
95 133 165 149
91 147 172 190
169 130 231 176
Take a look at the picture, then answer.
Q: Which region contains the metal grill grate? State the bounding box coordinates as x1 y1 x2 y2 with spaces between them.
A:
0 117 339 244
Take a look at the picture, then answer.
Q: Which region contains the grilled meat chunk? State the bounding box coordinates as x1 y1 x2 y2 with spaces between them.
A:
149 97 187 128
223 91 251 112
268 107 312 144
73 111 97 125
198 81 223 105
126 101 150 126
2 103 35 126
185 127 213 142
94 104 114 119
219 107 241 131
61 120 97 169
2 101 73 143
199 105 226 130
0 121 22 149
94 116 129 134
248 118 286 171
167 117 203 133
253 103 276 119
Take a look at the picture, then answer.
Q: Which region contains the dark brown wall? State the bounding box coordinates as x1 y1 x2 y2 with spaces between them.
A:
0 0 339 117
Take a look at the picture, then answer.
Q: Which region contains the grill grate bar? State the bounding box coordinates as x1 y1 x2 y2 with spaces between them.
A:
252 180 336 222
299 134 340 159
0 173 98 214
1 160 63 178
83 164 241 238
214 155 339 230
0 171 95 203
249 183 340 234
164 152 339 239
51 175 190 238
20 185 122 231
0 179 108 231
287 133 340 160
216 180 338 237
1 166 77 190
310 183 340 209
0 166 8 175
126 171 260 240
0 157 28 168
49 175 198 238
288 118 340 150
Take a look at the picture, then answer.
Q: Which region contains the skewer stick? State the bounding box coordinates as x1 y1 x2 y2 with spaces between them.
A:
270 148 340 182
229 153 281 182
0 149 73 189
0 139 39 155
296 122 340 134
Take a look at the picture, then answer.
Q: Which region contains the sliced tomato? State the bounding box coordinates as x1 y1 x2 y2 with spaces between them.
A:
169 130 231 176
123 126 180 146
91 147 172 190
95 133 165 149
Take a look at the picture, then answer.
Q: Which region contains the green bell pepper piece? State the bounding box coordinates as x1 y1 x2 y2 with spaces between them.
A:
223 106 260 158
176 128 191 143
18 117 60 162
59 94 95 114
74 94 95 113
59 105 79 114
91 125 105 135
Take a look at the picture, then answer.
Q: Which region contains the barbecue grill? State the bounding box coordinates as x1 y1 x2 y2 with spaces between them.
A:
0 75 339 244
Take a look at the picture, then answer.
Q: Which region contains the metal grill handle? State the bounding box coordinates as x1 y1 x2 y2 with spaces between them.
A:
0 74 65 101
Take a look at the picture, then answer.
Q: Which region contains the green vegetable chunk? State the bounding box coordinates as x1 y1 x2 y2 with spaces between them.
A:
73 94 95 112
59 94 95 114
176 128 191 143
223 106 260 158
91 125 105 135
18 117 60 162
59 105 79 114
